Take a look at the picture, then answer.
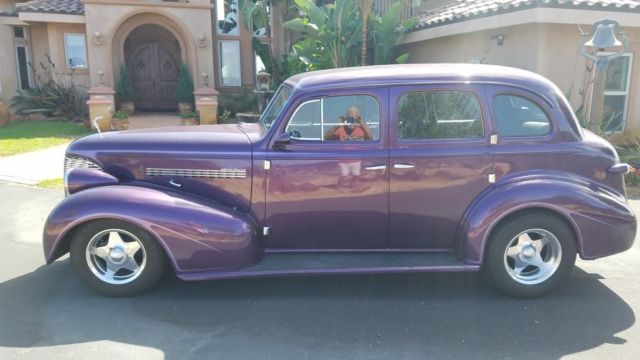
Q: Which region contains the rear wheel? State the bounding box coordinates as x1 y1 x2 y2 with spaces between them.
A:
70 219 165 296
485 212 577 298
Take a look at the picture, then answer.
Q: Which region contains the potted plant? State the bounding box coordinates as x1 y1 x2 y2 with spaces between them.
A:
176 63 194 114
180 111 199 126
116 64 135 114
111 110 130 131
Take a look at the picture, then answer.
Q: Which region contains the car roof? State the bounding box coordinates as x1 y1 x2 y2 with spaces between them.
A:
285 63 558 94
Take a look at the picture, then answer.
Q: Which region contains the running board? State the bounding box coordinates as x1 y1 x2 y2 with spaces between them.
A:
178 252 480 281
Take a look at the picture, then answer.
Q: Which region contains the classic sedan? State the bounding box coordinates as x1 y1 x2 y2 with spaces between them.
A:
44 64 636 297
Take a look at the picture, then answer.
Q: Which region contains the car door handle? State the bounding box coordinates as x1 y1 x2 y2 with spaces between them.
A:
365 165 387 171
393 163 415 169
169 179 182 187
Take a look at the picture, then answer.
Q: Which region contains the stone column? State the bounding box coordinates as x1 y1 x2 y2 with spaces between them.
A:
86 95 112 131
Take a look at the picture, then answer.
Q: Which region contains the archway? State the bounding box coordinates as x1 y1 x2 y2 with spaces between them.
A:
124 24 181 111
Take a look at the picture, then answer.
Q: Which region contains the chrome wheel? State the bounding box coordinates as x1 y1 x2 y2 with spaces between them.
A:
85 229 147 285
503 228 562 285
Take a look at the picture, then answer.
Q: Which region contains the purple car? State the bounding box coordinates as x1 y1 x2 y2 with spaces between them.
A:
44 64 636 297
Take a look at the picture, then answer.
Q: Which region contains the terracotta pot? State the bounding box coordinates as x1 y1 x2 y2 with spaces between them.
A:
181 117 199 126
111 118 130 131
120 102 135 115
178 102 193 114
0 100 10 127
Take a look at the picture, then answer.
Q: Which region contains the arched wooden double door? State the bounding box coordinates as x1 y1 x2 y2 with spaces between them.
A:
130 43 179 111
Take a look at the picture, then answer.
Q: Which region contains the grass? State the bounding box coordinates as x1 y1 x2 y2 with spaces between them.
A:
0 120 92 157
37 178 64 189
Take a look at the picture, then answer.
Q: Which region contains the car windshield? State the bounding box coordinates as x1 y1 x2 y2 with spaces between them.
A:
259 84 292 130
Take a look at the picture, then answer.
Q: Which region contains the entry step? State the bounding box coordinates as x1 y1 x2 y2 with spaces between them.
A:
179 251 479 281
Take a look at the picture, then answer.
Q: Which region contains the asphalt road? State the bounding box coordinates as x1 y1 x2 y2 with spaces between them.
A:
0 181 639 360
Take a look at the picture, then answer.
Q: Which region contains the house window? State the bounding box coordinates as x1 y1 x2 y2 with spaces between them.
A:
63 33 88 69
219 40 241 86
216 0 239 35
600 53 633 133
15 46 31 90
13 26 25 39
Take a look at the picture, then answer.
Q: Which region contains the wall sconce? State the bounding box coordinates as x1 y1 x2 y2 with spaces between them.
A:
94 32 103 46
198 34 206 48
492 34 505 46
201 72 209 87
97 71 105 85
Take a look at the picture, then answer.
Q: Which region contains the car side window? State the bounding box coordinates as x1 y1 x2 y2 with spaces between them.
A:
285 95 380 141
493 95 551 137
397 90 483 140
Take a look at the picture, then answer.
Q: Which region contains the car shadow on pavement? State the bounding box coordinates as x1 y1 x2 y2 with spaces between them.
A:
0 260 634 359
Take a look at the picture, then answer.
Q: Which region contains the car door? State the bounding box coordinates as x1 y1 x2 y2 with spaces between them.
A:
264 89 390 249
388 84 494 250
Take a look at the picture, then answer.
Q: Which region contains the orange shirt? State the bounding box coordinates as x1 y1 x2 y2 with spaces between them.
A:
328 126 369 141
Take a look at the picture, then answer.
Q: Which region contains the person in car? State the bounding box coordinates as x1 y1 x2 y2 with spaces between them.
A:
324 106 373 141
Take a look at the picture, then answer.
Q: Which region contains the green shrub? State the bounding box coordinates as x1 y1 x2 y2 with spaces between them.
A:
116 64 134 103
11 55 87 121
179 111 198 119
113 110 128 120
176 63 194 104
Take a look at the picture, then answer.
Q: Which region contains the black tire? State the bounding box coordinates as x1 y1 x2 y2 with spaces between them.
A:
484 211 577 298
70 219 166 296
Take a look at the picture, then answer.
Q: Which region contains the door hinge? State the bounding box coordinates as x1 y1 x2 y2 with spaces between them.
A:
490 134 498 145
264 160 271 170
488 173 496 184
262 226 271 236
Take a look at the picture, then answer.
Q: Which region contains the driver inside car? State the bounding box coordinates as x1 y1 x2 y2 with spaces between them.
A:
324 106 373 141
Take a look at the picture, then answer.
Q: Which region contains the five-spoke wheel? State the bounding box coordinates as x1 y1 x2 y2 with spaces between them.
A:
71 219 166 296
485 212 576 298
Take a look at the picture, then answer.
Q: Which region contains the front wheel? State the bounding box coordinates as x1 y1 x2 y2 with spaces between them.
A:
70 219 166 296
485 212 577 298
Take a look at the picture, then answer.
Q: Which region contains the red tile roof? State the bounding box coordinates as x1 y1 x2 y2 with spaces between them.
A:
416 0 640 29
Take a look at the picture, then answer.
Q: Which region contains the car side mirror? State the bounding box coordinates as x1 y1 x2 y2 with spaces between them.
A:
273 133 292 150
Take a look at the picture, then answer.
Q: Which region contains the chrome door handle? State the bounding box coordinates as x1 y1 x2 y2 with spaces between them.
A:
365 165 387 171
393 164 415 169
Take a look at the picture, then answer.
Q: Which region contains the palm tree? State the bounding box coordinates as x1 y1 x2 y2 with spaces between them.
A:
356 0 374 66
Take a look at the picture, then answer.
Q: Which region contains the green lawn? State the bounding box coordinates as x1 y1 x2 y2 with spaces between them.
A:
37 178 64 189
0 120 93 157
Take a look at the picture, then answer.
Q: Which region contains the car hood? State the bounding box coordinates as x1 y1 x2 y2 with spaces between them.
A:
69 124 253 155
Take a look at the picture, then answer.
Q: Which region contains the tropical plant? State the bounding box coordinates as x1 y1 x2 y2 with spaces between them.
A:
11 55 87 121
113 110 129 120
116 64 134 103
176 63 194 104
284 0 363 70
284 0 414 71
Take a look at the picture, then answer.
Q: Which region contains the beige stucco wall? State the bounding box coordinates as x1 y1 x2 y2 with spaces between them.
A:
402 22 640 138
82 0 214 89
0 24 18 104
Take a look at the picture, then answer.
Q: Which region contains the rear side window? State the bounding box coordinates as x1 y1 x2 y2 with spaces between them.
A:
493 95 551 137
397 91 483 140
285 95 380 141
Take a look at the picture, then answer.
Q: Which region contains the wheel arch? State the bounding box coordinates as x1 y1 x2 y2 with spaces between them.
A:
43 185 261 274
457 173 635 264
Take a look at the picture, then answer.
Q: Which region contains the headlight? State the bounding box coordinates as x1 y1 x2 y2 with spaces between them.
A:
64 156 102 196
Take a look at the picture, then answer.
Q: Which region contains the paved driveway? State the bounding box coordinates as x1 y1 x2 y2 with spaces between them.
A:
0 182 638 360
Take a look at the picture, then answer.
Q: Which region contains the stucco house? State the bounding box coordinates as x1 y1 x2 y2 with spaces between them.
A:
0 0 638 139
0 0 288 115
399 0 640 141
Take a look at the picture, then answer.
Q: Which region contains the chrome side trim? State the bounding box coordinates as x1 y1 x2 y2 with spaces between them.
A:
146 168 247 179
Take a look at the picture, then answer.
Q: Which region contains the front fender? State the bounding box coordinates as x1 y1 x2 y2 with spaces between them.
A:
459 173 636 265
44 185 261 274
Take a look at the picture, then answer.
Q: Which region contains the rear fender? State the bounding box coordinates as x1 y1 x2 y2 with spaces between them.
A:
459 172 636 264
44 185 261 274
